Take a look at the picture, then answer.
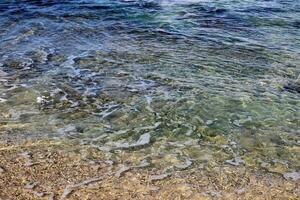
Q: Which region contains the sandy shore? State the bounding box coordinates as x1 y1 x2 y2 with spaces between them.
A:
0 139 299 200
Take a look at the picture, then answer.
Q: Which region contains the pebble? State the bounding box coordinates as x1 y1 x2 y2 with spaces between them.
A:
229 141 237 146
0 166 5 173
149 173 171 181
48 193 55 200
225 157 245 166
36 96 47 104
206 120 214 125
105 160 114 166
0 98 7 103
115 132 151 150
233 120 241 127
19 151 32 159
283 171 300 181
115 166 131 178
175 158 193 170
236 188 246 195
24 182 38 190
34 191 45 197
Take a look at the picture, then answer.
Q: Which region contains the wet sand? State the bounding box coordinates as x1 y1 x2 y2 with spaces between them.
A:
0 139 299 200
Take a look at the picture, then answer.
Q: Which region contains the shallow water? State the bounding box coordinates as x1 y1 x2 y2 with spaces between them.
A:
0 0 299 176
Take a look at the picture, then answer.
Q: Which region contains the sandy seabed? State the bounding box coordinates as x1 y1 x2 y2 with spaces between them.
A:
0 139 299 200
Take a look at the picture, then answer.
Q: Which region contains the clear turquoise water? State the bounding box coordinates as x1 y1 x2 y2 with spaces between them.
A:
0 0 299 174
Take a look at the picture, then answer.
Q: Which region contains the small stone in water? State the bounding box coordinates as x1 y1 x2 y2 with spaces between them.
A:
225 157 245 166
236 188 246 195
149 173 171 181
283 171 300 181
48 193 55 200
185 128 193 136
115 132 151 150
34 191 45 197
105 160 114 166
0 98 7 103
57 124 77 134
0 69 8 76
115 166 131 178
207 190 222 198
135 159 150 168
19 151 32 159
24 182 38 190
36 96 47 104
148 186 160 191
233 120 241 127
0 166 5 173
25 161 39 167
135 133 151 146
206 120 214 125
175 158 193 170
198 164 204 169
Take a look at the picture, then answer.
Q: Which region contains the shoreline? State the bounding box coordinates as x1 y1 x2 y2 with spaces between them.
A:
0 139 299 199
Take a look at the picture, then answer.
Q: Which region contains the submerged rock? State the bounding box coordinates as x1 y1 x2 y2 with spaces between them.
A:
283 81 300 93
115 165 131 178
283 171 300 181
0 98 7 103
60 175 108 200
2 58 33 69
26 49 48 63
149 173 171 181
225 157 245 166
0 166 5 173
113 132 151 150
24 182 38 190
115 160 150 178
205 120 214 125
33 191 45 197
0 69 8 76
175 158 193 170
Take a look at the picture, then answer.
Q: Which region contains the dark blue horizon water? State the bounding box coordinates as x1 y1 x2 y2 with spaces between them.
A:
0 0 299 175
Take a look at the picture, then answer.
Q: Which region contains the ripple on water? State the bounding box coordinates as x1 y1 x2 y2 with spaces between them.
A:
0 0 299 177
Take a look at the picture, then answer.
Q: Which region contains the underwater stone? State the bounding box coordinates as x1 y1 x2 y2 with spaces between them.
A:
3 58 33 69
36 96 47 104
57 124 77 135
48 193 55 200
115 165 131 178
26 49 48 63
149 173 171 181
24 182 38 190
0 69 8 76
225 157 245 166
114 132 151 150
175 158 193 170
283 81 300 93
283 171 300 181
235 188 246 195
206 120 214 125
60 175 108 200
0 98 7 103
0 166 5 173
33 191 45 197
105 160 114 166
135 159 151 168
135 122 161 131
19 151 32 159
